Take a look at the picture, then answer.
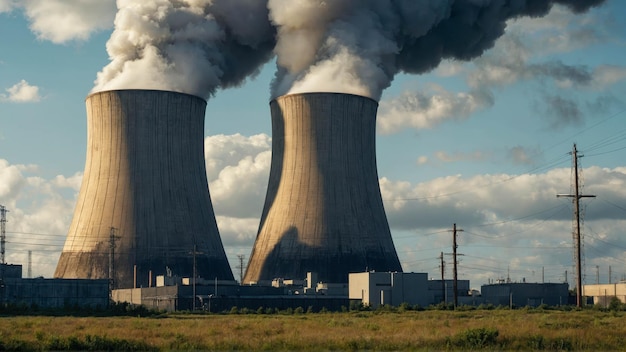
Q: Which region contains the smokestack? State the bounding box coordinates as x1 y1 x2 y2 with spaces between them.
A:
244 93 402 284
55 90 234 287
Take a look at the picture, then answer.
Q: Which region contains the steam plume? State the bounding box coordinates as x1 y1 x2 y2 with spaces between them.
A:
269 0 606 100
93 0 275 99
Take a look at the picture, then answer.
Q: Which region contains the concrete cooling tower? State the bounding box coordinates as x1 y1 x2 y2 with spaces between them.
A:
244 93 402 284
55 90 234 288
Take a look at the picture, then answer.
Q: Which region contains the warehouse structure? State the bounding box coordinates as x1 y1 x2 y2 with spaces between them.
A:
481 282 569 307
1 264 109 308
583 282 626 306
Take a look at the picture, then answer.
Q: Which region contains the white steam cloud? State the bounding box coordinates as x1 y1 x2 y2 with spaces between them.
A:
93 0 274 99
268 0 606 100
92 0 606 101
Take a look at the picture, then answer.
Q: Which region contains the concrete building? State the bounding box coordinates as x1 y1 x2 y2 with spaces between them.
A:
1 264 109 308
4 278 109 308
349 272 430 308
113 280 349 312
427 279 471 305
55 90 234 288
481 282 569 307
584 282 626 306
244 93 402 284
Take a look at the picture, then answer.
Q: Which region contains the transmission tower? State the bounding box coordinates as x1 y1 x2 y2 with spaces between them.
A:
557 143 595 308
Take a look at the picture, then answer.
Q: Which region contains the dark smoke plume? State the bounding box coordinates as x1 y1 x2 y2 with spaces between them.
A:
270 0 607 100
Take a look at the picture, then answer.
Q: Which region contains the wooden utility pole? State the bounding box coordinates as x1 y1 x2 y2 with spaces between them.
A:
439 252 445 303
449 224 463 308
190 245 203 311
557 143 595 308
108 227 120 299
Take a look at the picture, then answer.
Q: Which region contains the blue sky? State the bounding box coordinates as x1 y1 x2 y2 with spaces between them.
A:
1 0 625 289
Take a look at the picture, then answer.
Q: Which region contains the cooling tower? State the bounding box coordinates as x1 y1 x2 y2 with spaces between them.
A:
55 90 234 288
244 93 402 284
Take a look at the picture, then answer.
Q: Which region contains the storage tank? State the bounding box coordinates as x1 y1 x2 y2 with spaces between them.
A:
55 90 234 288
244 93 402 284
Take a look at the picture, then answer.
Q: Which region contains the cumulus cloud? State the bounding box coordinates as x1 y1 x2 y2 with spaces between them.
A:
381 166 626 283
377 86 493 134
204 134 271 248
16 0 115 44
0 159 79 278
1 80 41 103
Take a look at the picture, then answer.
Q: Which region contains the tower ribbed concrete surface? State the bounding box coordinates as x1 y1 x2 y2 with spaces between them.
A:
244 93 402 284
55 90 234 288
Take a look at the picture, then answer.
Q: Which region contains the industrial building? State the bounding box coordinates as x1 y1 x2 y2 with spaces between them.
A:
1 264 109 308
583 282 626 306
245 93 402 285
348 272 478 308
481 282 569 307
55 90 234 289
113 272 349 312
349 272 430 308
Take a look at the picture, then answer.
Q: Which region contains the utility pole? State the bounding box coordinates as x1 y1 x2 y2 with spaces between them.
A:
0 205 8 266
609 266 612 284
28 250 32 279
190 245 203 311
448 223 463 308
109 227 120 299
237 254 245 284
557 143 595 308
1 205 9 284
439 252 445 303
596 265 600 284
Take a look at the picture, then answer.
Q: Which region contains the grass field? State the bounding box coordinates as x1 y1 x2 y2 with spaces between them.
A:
1 308 625 350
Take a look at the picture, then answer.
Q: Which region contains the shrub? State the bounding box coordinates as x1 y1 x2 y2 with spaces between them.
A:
608 297 623 311
454 327 499 349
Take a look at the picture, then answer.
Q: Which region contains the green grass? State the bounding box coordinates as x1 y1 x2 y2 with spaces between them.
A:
0 309 625 350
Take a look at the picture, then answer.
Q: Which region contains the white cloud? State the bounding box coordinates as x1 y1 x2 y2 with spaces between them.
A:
0 159 79 278
1 80 41 103
0 0 16 13
381 166 626 284
205 133 271 181
11 0 116 44
377 86 493 134
592 65 626 87
204 134 271 249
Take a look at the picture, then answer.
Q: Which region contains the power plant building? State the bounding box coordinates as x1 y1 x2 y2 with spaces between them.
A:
55 90 234 288
244 93 402 284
